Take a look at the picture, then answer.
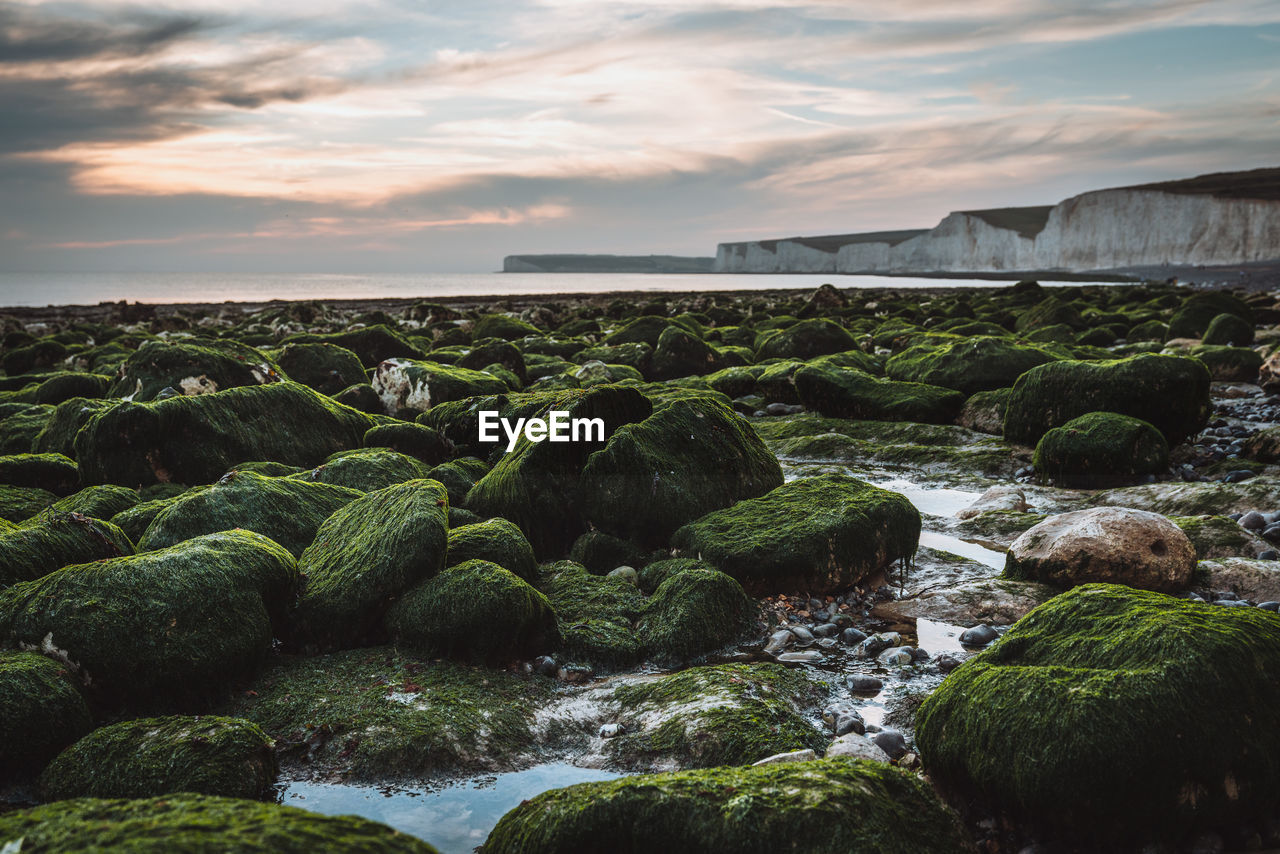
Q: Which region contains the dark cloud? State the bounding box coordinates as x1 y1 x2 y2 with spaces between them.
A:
0 5 207 64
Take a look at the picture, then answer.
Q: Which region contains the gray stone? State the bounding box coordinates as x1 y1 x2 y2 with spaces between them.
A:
872 729 908 760
959 623 999 646
825 733 890 763
751 748 817 766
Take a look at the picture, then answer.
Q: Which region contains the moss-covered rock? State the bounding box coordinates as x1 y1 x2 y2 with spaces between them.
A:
446 517 537 583
671 474 920 594
793 364 964 424
0 530 297 712
386 559 559 664
31 397 118 457
39 715 277 800
957 387 1010 435
636 563 756 663
109 338 284 402
293 448 429 492
0 403 54 454
1171 514 1271 560
0 452 79 495
648 324 720 380
1191 344 1262 381
1003 354 1210 445
138 471 361 557
0 793 438 853
31 372 110 405
109 496 177 543
885 336 1055 396
1032 411 1168 486
916 584 1280 845
1015 295 1084 332
225 647 550 779
486 758 973 854
274 342 367 395
2 338 68 376
291 479 448 651
578 396 783 547
541 560 645 670
76 382 375 487
602 315 673 348
0 649 92 778
0 511 134 588
568 530 648 575
473 313 542 341
0 482 58 522
50 484 139 520
1200 311 1254 346
283 323 424 368
755 318 856 361
333 383 384 414
370 358 507 415
1166 291 1252 340
362 422 451 466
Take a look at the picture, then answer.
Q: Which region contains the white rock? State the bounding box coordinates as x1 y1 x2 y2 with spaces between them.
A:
825 733 890 763
956 485 1029 520
751 748 817 766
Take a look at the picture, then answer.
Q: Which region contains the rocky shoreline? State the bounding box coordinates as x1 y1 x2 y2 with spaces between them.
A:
2 280 1280 853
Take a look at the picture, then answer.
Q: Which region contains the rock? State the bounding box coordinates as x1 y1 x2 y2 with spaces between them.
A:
764 630 793 655
484 759 973 854
599 723 624 739
959 624 999 646
1170 515 1273 560
541 561 645 671
957 388 1011 435
648 325 721 380
76 382 375 487
1005 507 1196 592
1091 476 1280 517
274 342 367 395
282 323 424 368
138 471 361 557
756 318 857 361
108 338 284 402
672 473 920 595
0 649 92 777
370 358 507 415
752 748 817 766
0 452 80 495
0 793 437 853
0 512 134 588
878 646 915 667
886 336 1056 396
1032 411 1169 486
857 632 901 658
38 715 276 800
636 563 757 664
32 397 119 457
292 448 429 492
776 650 823 663
916 584 1280 845
1002 354 1211 446
1192 345 1262 382
872 579 1055 625
956 485 1028 520
446 517 538 584
846 674 883 693
793 363 965 424
48 484 139 520
606 565 639 585
0 530 296 713
840 627 868 645
825 733 891 763
292 479 449 651
362 422 451 467
1196 557 1280 603
386 559 560 665
872 729 908 760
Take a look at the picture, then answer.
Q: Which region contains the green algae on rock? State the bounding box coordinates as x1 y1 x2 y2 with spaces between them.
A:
370 358 508 415
1200 311 1254 346
363 422 451 466
0 452 79 495
386 559 560 664
274 341 368 395
754 317 857 361
0 530 298 713
282 323 425 367
1032 411 1169 486
39 715 277 800
484 757 973 854
50 484 140 520
540 560 645 670
1190 344 1262 382
137 470 362 557
292 447 430 492
1003 353 1211 445
0 649 92 777
916 584 1280 845
108 338 286 402
291 479 448 651
0 511 134 588
0 483 59 523
671 474 920 594
32 397 119 457
0 793 439 853
446 517 537 583
636 563 757 664
225 646 550 779
76 382 375 487
793 363 965 424
885 336 1056 396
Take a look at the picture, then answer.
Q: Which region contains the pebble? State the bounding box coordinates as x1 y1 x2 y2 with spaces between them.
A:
1261 550 1280 561
934 653 962 673
1215 590 1239 600
763 629 793 655
960 624 999 646
1257 601 1280 611
532 655 557 676
1264 524 1280 543
776 650 823 663
872 729 908 760
825 733 889 762
558 664 593 683
606 566 638 585
857 632 900 658
846 674 883 692
1216 599 1253 608
812 623 839 638
840 627 867 645
878 646 915 667
752 748 816 766
1240 510 1267 531
789 626 816 646
1223 470 1256 483
598 723 624 738
816 638 838 650
765 402 791 416
834 713 865 736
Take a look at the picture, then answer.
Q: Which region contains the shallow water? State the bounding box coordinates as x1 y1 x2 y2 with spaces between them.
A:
280 764 624 853
0 271 1109 307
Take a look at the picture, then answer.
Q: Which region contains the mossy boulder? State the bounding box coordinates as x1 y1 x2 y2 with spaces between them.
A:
362 422 451 466
1003 354 1210 445
293 448 429 492
885 336 1055 396
109 338 284 402
274 342 367 395
1015 295 1084 332
636 563 757 663
0 793 438 853
1191 344 1262 382
957 388 1010 435
50 484 140 520
1166 291 1252 340
1032 411 1168 486
76 382 375 487
39 715 277 800
137 470 362 557
578 396 783 548
672 474 920 595
916 584 1280 845
1200 312 1254 346
755 318 857 360
603 315 674 348
0 452 79 495
32 372 110 405
0 512 134 588
283 323 424 367
1171 515 1271 560
386 560 560 664
541 560 645 670
568 530 648 575
793 364 964 424
446 517 537 583
109 496 177 543
0 530 297 712
225 647 550 779
485 758 972 854
0 403 54 454
291 479 449 651
0 483 58 522
648 325 720 380
0 649 92 777
370 358 507 415
2 338 68 376
473 313 542 341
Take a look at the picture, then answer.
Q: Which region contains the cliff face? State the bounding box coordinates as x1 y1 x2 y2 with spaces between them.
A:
715 171 1280 274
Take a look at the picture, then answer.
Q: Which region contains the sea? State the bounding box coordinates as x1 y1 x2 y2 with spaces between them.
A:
0 271 1099 307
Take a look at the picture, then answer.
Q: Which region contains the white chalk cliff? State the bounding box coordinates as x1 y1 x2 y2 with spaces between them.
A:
715 169 1280 274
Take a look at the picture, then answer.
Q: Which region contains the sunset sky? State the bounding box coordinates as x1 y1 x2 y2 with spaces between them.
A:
1 0 1277 272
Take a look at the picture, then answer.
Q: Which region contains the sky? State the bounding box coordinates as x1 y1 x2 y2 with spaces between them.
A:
0 0 1277 273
